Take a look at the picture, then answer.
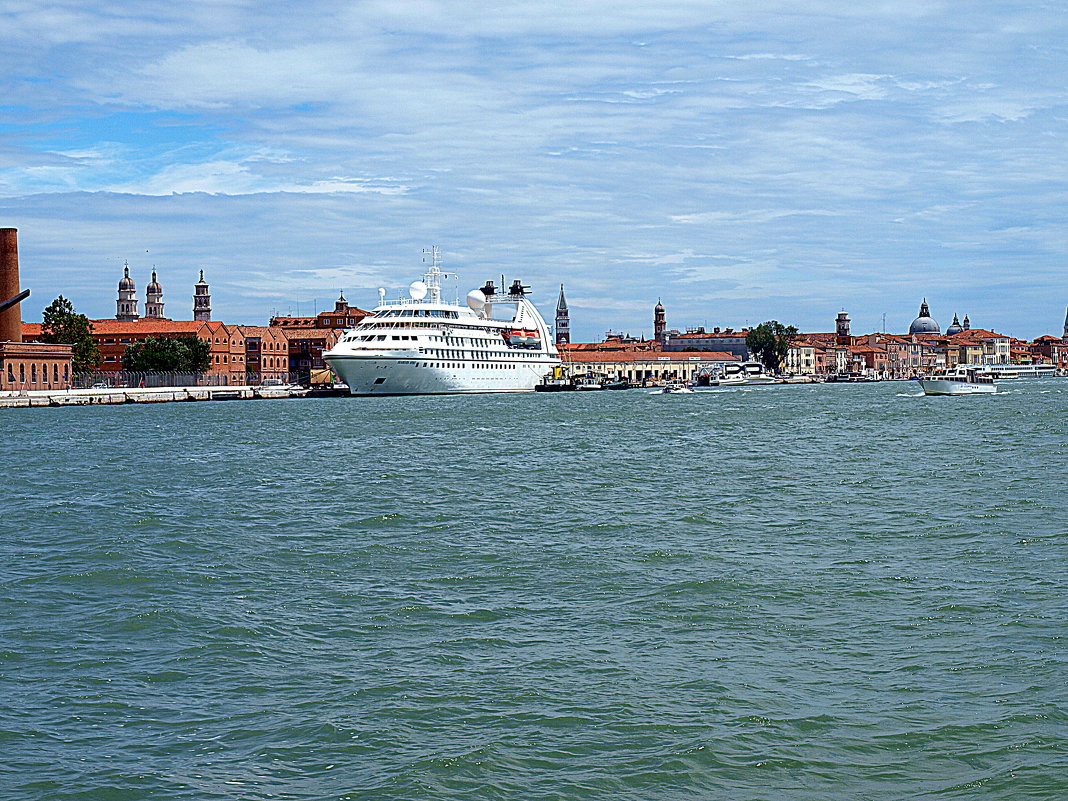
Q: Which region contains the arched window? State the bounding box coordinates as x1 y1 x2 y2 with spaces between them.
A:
31 363 37 382
20 363 25 383
6 363 13 383
64 364 69 381
53 364 59 382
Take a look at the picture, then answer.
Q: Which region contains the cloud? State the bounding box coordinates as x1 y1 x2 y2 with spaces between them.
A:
1 1 1067 339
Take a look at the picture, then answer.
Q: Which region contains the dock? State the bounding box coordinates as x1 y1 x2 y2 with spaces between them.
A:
0 385 309 409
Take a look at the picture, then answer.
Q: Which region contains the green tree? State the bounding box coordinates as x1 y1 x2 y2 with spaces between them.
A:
40 295 100 372
745 320 799 373
122 336 211 373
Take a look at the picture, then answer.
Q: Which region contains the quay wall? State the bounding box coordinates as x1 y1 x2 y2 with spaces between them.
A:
0 385 307 409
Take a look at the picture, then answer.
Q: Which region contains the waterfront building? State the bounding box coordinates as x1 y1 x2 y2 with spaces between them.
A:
1025 335 1067 369
946 328 1010 365
271 324 339 381
145 271 165 319
555 284 570 345
24 319 250 385
665 327 750 360
238 326 289 382
0 339 74 391
269 294 372 332
1 227 74 391
193 270 211 321
268 295 372 382
115 265 139 321
785 342 816 375
559 346 739 384
909 299 940 335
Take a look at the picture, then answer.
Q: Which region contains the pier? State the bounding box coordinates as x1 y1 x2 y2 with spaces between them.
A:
0 384 307 408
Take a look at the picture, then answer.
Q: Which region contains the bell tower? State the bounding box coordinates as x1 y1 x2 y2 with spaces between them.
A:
555 284 570 345
835 311 851 345
654 299 666 347
193 270 211 321
116 263 139 321
145 271 165 319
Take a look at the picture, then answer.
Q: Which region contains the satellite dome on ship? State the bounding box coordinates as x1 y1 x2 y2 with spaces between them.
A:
909 299 940 335
945 313 963 336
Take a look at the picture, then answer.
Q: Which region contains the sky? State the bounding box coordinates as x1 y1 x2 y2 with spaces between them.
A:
2 0 1067 340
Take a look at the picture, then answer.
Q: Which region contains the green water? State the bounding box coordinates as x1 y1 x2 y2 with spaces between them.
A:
2 381 1067 800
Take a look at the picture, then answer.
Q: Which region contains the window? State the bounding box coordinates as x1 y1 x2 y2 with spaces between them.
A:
31 363 37 382
20 364 24 383
53 364 59 382
7 364 13 383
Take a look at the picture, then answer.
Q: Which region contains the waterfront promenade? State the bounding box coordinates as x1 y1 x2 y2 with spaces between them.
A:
0 384 307 408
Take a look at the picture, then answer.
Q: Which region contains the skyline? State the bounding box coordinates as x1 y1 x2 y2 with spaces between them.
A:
3 1 1068 340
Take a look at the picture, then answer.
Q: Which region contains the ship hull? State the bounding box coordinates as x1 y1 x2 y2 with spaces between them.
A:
326 354 557 395
918 378 997 395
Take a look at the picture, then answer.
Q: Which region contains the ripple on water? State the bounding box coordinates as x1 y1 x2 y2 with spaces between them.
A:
2 383 1067 799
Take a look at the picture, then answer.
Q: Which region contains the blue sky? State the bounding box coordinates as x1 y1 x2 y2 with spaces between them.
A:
2 0 1067 339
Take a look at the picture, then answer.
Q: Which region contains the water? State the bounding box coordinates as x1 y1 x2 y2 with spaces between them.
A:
2 381 1067 800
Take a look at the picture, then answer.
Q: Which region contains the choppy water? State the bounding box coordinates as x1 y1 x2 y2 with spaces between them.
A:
3 380 1067 800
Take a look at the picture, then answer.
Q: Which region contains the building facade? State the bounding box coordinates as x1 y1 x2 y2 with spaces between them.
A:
665 327 750 360
239 325 290 381
0 340 74 391
560 345 739 383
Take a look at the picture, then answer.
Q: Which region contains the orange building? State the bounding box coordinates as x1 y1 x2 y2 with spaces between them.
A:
0 340 74 391
24 319 249 385
238 325 290 381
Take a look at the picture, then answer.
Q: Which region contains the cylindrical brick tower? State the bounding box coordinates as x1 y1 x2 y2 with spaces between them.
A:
0 228 23 343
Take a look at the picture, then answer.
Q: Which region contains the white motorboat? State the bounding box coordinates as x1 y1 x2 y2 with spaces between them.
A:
324 248 560 395
654 381 693 394
708 376 747 386
739 361 779 384
574 376 604 390
918 366 997 395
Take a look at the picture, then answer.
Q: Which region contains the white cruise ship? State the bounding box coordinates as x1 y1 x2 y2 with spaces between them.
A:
324 249 561 395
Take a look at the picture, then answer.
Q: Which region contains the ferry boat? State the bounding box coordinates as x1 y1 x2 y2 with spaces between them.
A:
917 366 997 396
324 249 560 395
976 363 1054 379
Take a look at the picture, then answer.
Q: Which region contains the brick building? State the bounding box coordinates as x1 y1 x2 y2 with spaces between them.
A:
0 340 74 391
238 325 290 381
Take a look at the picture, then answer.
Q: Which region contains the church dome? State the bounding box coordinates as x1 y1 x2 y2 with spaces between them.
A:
118 265 135 291
909 299 940 335
146 270 162 293
945 313 963 336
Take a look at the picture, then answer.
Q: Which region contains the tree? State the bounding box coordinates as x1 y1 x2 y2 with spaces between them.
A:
746 320 799 374
40 295 100 372
122 336 211 373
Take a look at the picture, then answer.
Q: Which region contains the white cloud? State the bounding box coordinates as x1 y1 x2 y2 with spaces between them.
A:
1 0 1067 338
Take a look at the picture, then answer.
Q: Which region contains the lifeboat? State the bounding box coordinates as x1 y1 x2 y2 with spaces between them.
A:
503 329 541 348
